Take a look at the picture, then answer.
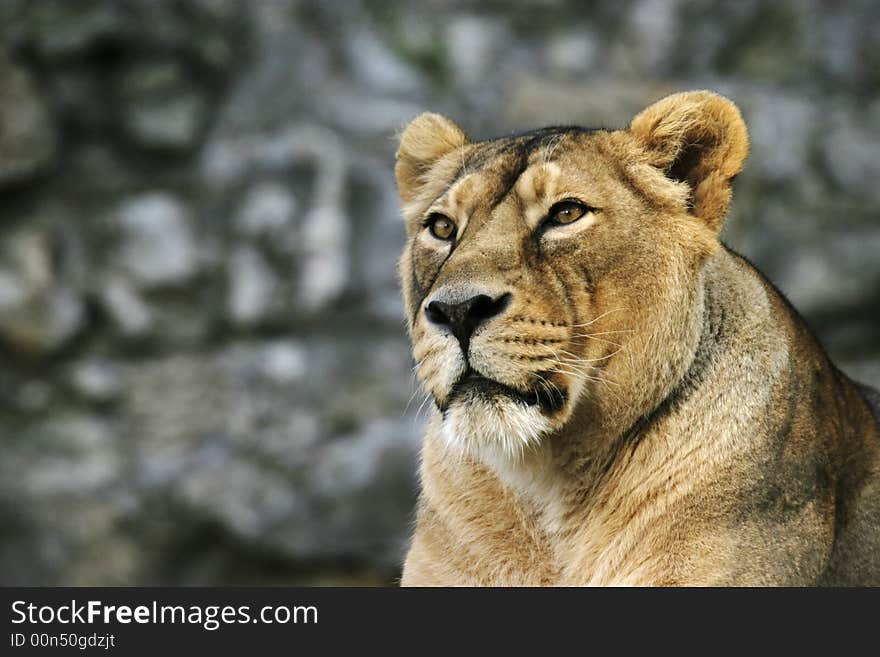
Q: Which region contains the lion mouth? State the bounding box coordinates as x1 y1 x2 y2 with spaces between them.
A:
446 368 567 413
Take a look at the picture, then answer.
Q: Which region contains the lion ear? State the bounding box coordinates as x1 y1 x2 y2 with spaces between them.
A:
629 90 749 232
395 113 468 205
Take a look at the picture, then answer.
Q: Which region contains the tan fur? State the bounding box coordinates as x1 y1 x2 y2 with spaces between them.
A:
395 91 880 586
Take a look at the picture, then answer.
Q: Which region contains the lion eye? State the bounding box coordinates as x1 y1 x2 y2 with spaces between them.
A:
427 214 457 241
547 200 589 226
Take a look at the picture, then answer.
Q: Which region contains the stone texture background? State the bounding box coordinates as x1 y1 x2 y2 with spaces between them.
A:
0 0 877 585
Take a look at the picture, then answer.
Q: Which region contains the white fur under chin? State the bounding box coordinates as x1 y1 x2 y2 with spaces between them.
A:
440 395 553 462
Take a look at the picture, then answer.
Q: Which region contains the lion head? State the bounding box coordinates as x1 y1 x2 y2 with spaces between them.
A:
395 91 749 461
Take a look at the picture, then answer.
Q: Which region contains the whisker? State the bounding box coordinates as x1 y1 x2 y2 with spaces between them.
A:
569 307 628 328
561 348 624 364
415 390 433 420
578 329 636 336
545 364 592 378
571 334 625 349
411 355 429 374
573 332 637 376
547 366 624 405
460 140 469 177
544 134 562 165
402 380 423 416
535 373 564 401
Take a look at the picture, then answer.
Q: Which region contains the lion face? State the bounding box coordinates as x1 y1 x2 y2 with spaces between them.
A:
395 92 749 459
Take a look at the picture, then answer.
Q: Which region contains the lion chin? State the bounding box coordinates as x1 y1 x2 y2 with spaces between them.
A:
440 392 554 462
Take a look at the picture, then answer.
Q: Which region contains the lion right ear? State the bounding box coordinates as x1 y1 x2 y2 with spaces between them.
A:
395 113 468 205
629 91 749 233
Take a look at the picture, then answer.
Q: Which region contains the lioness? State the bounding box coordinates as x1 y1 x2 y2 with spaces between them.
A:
394 91 880 586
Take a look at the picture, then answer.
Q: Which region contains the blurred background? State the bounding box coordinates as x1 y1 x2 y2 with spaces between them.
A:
0 0 878 585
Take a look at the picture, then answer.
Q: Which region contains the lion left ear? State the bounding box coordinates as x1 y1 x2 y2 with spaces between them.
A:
395 112 468 205
629 90 749 232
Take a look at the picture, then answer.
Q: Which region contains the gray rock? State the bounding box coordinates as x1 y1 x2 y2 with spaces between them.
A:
166 415 420 565
821 107 880 203
97 278 154 338
0 268 26 309
226 245 281 327
199 124 357 313
248 410 321 470
234 181 298 239
48 66 112 131
201 123 348 188
68 360 123 404
0 286 85 355
743 92 817 184
0 52 58 187
766 229 880 315
345 28 424 95
0 407 134 585
311 418 420 497
124 91 207 151
12 414 119 497
325 90 426 137
278 417 421 564
258 341 308 385
199 23 326 136
118 59 207 151
816 10 860 84
88 334 419 567
348 161 408 321
444 16 507 87
175 453 303 540
22 0 126 59
0 228 85 354
297 202 350 313
219 340 308 387
112 192 200 289
8 379 53 414
619 0 682 75
544 27 600 76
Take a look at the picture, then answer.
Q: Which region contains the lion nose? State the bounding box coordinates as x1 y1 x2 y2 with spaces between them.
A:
425 291 511 352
